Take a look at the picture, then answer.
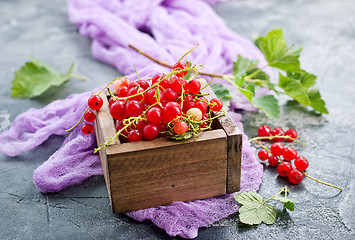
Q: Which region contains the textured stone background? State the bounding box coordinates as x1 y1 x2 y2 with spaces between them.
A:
0 0 354 239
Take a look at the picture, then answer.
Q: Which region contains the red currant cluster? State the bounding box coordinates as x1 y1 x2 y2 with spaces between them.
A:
255 125 309 184
79 62 224 145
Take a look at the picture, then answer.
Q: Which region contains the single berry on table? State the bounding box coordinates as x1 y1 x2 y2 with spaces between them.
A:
283 147 298 161
258 149 269 161
257 125 272 137
270 142 285 156
285 128 298 142
277 162 293 177
294 156 309 171
288 169 303 184
268 155 279 166
271 127 285 142
81 123 94 135
88 95 103 111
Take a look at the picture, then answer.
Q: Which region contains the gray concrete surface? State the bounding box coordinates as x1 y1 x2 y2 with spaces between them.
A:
0 0 354 239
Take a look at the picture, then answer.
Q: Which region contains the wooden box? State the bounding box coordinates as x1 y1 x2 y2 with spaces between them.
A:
94 79 242 213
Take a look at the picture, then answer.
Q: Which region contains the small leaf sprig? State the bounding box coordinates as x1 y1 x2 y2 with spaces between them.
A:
129 28 328 119
234 186 294 225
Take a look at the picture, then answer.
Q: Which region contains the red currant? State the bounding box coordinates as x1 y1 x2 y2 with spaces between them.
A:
186 79 201 94
270 142 285 156
268 155 279 166
271 127 285 142
199 115 209 129
127 86 145 102
117 86 128 98
143 123 159 140
147 107 162 125
147 88 163 105
209 98 223 112
288 169 303 184
133 120 147 131
113 78 130 92
294 156 309 171
182 101 195 113
257 125 272 137
173 62 188 77
84 111 96 122
127 129 143 142
170 77 185 94
125 100 143 117
285 128 298 142
283 147 298 161
194 101 208 115
277 162 293 177
185 94 194 102
258 149 269 161
174 121 188 134
110 101 127 120
162 88 177 103
81 123 94 135
136 80 150 90
88 95 103 111
162 102 182 123
109 97 116 108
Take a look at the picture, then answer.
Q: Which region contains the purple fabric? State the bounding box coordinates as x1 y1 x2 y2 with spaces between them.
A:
0 0 267 238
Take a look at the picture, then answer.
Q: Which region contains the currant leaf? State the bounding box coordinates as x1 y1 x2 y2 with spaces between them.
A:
308 89 329 114
272 195 295 211
233 55 259 76
234 192 277 225
170 131 194 141
252 95 280 119
11 57 74 98
255 29 302 72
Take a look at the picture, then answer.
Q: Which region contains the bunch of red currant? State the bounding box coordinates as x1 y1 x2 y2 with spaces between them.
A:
255 125 308 184
78 61 224 146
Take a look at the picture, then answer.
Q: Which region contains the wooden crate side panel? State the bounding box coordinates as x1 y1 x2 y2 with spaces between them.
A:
107 131 227 213
199 79 242 193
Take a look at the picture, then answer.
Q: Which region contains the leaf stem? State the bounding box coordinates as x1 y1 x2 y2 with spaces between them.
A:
68 74 86 81
303 171 343 191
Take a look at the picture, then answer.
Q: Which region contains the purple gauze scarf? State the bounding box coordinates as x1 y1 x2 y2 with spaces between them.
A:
0 0 268 238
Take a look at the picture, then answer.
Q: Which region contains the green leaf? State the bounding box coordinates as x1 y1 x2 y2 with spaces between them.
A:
308 89 329 114
11 57 72 98
233 55 259 76
252 95 280 119
255 29 302 72
170 131 194 141
234 75 245 87
234 192 277 225
211 83 232 110
278 73 311 106
287 70 317 89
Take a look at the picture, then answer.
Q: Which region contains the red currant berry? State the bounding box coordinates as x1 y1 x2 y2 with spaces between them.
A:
173 62 188 77
84 111 96 122
285 128 298 142
174 121 188 134
110 101 127 120
271 127 285 142
258 149 269 161
270 142 285 156
258 125 272 137
88 95 103 111
117 86 128 98
277 162 293 177
283 147 298 161
194 101 208 115
133 120 147 131
136 80 150 90
143 123 159 140
125 100 143 117
81 123 94 135
157 121 167 132
288 169 303 184
268 155 279 166
147 88 163 105
170 76 185 94
294 156 309 171
185 94 194 102
186 79 201 94
109 97 116 108
152 74 162 84
127 86 145 102
199 114 209 129
127 129 143 142
162 102 182 123
162 88 177 103
182 101 195 113
209 98 223 112
113 78 130 92
147 107 162 125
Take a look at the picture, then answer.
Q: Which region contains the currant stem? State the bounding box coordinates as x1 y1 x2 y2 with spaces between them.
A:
249 136 306 146
177 43 199 63
68 74 86 81
303 171 343 192
65 107 89 132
